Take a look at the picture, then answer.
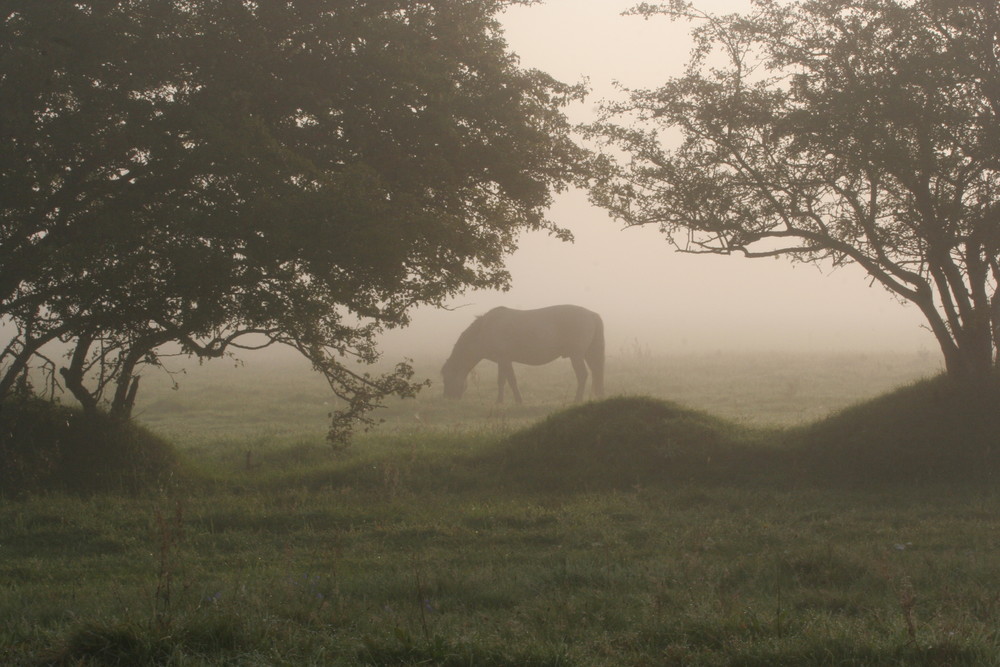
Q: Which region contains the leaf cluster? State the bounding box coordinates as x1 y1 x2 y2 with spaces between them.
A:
588 0 1000 380
0 0 585 434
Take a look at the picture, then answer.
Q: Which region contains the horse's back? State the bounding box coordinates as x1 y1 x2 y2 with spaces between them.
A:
480 305 601 365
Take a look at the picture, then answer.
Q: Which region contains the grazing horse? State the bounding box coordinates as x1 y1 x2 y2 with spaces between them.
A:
441 305 605 404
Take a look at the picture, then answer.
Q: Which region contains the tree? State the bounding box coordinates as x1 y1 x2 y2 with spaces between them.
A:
588 0 1000 383
0 0 584 438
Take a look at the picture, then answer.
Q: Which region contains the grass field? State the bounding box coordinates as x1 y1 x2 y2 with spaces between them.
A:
132 349 942 440
8 350 1000 665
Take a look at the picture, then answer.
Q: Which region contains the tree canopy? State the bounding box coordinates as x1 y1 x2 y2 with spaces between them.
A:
589 0 1000 382
0 0 584 437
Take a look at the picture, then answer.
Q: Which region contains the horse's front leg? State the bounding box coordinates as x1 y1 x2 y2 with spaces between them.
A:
497 360 522 404
496 361 506 403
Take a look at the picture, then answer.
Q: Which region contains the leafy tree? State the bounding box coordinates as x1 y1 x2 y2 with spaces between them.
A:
0 0 583 438
589 0 1000 382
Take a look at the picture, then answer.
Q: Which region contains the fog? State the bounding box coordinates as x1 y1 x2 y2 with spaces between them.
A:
378 0 937 362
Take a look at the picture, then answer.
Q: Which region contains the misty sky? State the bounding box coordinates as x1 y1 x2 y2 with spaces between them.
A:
380 0 938 361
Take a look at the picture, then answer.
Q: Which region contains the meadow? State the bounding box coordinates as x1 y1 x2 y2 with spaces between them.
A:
6 350 1000 665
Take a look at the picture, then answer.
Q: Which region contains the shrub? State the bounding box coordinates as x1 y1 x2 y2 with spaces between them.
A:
0 396 180 496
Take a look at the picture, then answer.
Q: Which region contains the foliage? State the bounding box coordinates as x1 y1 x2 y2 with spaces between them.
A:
0 0 584 436
588 0 1000 382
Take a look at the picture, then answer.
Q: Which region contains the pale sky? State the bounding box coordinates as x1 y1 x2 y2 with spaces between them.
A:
380 0 938 361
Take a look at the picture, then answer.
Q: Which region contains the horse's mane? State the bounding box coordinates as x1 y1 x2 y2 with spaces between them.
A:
442 314 486 376
454 314 485 348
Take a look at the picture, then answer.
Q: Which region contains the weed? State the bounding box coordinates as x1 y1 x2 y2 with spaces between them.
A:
152 501 185 631
899 576 918 645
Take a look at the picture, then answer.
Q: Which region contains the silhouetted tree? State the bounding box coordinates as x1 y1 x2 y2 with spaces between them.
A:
0 0 583 437
589 0 1000 383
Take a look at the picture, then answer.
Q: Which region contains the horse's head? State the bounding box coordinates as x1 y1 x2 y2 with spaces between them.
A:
441 357 467 399
442 317 484 399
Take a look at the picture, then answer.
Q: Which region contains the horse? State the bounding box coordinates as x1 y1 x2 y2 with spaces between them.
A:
441 305 605 404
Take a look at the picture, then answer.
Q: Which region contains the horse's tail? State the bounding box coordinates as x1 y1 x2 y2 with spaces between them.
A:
588 313 605 398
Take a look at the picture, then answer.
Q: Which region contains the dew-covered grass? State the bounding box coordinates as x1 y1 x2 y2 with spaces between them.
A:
8 351 1000 665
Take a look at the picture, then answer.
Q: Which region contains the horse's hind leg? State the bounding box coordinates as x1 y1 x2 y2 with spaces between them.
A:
570 357 588 402
587 356 604 399
583 343 604 399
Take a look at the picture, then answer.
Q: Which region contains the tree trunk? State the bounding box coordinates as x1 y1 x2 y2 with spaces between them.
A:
109 375 140 422
108 332 172 420
913 287 995 385
0 339 41 398
938 323 996 385
60 334 98 415
0 322 67 398
992 288 1000 367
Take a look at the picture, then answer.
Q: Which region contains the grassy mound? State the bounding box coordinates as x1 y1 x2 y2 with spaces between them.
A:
788 374 1000 485
483 377 1000 491
0 396 181 496
483 396 772 492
